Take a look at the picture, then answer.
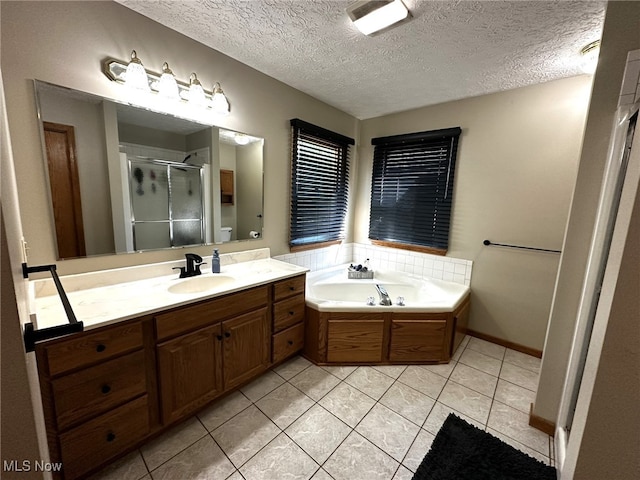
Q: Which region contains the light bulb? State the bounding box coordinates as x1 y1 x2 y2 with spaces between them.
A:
211 83 230 115
158 62 179 100
124 50 150 92
188 73 207 107
580 40 600 75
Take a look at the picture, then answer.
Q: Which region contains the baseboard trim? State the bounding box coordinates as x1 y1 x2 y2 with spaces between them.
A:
464 328 543 358
529 403 556 436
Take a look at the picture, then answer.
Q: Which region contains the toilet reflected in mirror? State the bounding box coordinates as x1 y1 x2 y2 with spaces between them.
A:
220 227 232 242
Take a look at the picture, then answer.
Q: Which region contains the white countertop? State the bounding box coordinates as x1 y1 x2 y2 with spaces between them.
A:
32 258 308 331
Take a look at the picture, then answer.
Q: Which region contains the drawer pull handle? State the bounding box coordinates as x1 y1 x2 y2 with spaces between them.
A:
289 286 295 291
216 335 223 341
96 344 106 353
224 332 231 338
106 432 116 442
287 340 294 346
101 385 111 394
289 311 295 316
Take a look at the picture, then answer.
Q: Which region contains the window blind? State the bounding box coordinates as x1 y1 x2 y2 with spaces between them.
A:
290 119 354 247
368 127 461 252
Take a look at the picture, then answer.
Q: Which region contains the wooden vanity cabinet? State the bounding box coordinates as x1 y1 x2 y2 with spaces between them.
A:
154 285 271 424
35 274 306 479
35 318 156 480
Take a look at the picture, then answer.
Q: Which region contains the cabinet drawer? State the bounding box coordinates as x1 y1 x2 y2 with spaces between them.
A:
273 294 305 332
273 275 305 301
44 322 143 376
272 322 304 364
59 395 149 479
156 286 269 340
52 350 147 430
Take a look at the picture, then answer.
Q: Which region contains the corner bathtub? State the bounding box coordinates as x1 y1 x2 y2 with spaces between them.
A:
305 264 469 313
304 265 471 365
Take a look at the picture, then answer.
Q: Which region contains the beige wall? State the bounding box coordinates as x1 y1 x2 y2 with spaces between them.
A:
0 0 357 275
356 76 592 350
534 1 640 422
1 67 49 478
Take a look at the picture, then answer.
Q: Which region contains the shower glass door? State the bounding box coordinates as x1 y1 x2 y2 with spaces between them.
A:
129 158 204 251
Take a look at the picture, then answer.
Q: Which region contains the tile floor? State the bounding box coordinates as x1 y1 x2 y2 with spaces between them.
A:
90 336 552 480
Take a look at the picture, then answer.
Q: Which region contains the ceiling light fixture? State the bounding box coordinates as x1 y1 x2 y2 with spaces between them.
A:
347 0 410 36
234 133 250 145
580 40 600 75
103 50 231 114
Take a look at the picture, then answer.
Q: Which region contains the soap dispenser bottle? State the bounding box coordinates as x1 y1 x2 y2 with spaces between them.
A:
212 249 221 273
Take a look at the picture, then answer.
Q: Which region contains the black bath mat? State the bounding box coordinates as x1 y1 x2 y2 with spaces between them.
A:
412 414 556 480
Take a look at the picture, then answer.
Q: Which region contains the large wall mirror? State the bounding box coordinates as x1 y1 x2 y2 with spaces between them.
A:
34 80 264 259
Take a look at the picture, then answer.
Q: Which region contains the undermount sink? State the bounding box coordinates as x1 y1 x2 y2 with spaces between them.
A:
168 275 235 294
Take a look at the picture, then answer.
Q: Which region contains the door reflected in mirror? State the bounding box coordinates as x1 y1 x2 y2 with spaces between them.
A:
34 80 264 259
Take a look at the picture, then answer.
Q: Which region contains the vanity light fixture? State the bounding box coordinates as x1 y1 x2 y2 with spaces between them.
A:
211 82 230 115
579 40 600 75
103 51 231 114
124 50 151 92
347 0 410 36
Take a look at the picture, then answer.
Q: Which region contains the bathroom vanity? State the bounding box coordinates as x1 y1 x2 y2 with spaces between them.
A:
30 254 306 479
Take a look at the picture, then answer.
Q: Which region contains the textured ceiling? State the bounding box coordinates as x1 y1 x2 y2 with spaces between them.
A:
116 0 606 120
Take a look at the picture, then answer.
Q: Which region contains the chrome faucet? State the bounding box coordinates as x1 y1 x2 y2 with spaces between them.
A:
374 284 392 306
173 253 206 278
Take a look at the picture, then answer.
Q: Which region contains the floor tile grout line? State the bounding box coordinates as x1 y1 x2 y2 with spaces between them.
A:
141 419 212 476
484 354 505 431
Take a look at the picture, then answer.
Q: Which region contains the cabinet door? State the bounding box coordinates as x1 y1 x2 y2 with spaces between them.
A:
222 308 270 390
327 319 385 362
220 169 234 205
157 323 223 424
389 318 448 362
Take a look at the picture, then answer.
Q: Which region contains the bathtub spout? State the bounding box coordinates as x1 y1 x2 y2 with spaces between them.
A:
374 284 393 306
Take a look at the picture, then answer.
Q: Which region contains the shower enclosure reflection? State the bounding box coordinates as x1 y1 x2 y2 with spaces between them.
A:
128 160 205 251
34 80 264 259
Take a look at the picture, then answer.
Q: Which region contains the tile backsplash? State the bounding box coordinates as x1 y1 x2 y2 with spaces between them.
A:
274 243 472 286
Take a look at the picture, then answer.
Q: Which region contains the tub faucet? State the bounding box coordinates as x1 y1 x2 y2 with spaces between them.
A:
375 284 392 306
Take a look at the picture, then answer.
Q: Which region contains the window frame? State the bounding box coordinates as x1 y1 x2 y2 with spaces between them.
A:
368 127 462 255
289 119 354 250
